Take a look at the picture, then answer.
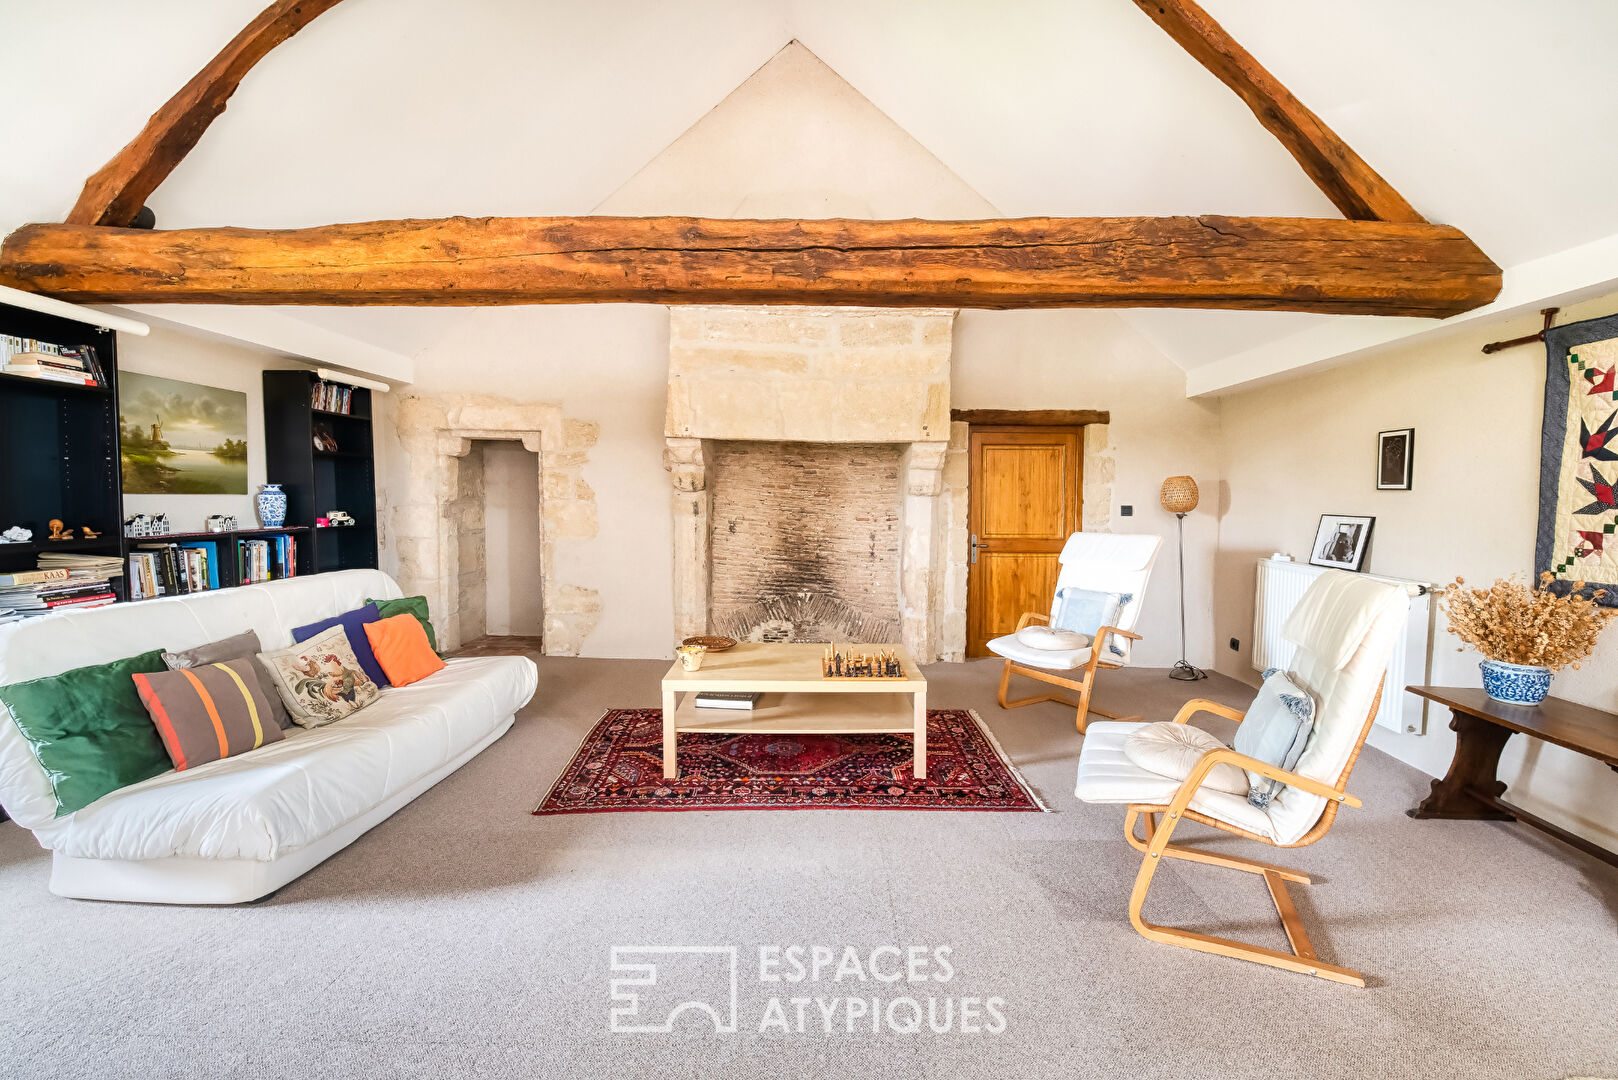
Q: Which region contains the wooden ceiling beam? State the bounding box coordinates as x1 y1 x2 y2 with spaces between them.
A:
1132 0 1424 223
0 215 1501 316
67 0 345 227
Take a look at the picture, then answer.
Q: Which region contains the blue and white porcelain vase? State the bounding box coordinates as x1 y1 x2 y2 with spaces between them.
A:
256 483 287 528
1480 658 1552 707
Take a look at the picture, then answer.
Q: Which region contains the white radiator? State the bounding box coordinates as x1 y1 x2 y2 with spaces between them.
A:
1252 558 1433 734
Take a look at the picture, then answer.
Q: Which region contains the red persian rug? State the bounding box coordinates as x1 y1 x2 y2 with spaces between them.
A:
534 709 1047 814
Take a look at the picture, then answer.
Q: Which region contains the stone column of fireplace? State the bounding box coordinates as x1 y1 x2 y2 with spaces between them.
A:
663 436 709 641
900 440 949 662
663 306 962 662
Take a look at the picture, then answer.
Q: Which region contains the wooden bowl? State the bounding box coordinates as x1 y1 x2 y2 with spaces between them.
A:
682 635 737 652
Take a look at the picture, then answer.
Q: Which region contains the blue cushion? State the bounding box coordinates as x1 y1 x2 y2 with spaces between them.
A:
1232 668 1316 808
291 603 388 687
1051 587 1134 657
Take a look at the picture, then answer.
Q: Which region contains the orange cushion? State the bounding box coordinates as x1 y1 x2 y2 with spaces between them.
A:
362 613 446 688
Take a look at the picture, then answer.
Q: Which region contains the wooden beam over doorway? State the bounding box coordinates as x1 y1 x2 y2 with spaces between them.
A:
951 409 1110 427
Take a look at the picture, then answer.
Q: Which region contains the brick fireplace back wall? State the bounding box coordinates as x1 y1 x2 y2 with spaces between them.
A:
709 441 902 643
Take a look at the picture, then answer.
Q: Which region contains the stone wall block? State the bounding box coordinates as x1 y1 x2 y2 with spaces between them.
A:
836 315 918 348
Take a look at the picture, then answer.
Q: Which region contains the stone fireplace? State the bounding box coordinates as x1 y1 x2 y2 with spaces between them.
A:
663 307 967 662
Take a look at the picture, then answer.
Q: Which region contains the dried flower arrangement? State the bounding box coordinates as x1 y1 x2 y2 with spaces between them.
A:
1441 572 1617 670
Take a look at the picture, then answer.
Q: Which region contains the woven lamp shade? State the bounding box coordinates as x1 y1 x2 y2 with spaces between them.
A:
1160 475 1199 514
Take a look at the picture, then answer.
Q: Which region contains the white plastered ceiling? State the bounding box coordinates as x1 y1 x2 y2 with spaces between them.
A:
3 0 1618 390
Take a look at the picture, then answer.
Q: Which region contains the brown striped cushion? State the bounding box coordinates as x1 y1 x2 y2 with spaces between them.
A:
132 658 285 771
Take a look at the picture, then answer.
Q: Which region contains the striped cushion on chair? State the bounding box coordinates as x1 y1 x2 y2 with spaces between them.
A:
132 658 284 771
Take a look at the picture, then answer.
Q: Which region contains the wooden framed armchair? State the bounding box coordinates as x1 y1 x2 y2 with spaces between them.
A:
989 532 1162 732
1074 571 1409 986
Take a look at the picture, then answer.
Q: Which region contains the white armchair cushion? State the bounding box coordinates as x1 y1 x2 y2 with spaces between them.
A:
1122 722 1249 796
1074 721 1276 838
1014 626 1091 651
986 633 1093 670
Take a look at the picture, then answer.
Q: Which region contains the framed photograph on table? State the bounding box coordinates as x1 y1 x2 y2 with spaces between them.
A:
1309 514 1375 572
1377 428 1414 490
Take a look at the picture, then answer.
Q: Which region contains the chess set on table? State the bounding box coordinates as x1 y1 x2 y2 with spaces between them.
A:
820 645 907 680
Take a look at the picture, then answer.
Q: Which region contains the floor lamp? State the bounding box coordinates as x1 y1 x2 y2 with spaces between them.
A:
1160 476 1207 681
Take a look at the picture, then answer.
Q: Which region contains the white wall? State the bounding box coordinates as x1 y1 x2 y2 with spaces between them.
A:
482 441 543 636
117 325 310 531
952 309 1221 668
382 305 673 659
1214 290 1618 850
382 40 1218 664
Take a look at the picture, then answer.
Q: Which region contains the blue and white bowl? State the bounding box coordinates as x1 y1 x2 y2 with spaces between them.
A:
1480 659 1552 706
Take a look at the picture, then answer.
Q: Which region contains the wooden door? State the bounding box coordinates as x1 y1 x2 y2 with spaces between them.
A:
966 427 1083 657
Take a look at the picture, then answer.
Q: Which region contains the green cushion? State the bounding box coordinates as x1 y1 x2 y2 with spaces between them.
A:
368 595 438 653
0 650 172 817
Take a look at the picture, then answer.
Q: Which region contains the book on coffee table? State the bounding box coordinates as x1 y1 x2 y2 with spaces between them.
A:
693 691 764 711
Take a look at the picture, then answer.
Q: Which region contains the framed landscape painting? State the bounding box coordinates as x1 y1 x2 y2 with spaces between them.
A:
119 373 249 494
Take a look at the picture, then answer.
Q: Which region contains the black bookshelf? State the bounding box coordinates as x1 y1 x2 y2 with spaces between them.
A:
121 526 314 600
263 371 378 573
0 302 123 583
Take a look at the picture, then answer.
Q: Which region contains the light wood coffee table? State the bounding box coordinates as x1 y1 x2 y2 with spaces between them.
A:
659 642 928 780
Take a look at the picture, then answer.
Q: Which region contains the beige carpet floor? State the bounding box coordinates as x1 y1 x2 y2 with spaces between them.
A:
1 656 1614 1080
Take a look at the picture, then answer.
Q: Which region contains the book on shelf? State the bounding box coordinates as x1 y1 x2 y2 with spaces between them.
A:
310 379 355 414
3 365 98 387
39 552 124 576
1 338 104 387
0 568 70 587
129 541 227 600
0 556 118 616
692 691 765 711
235 534 298 586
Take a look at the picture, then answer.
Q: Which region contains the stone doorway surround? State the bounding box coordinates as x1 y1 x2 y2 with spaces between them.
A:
663 306 967 663
389 394 601 655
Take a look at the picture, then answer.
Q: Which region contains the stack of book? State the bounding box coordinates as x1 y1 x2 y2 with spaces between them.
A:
0 565 118 620
311 380 355 413
127 540 222 600
1 337 106 387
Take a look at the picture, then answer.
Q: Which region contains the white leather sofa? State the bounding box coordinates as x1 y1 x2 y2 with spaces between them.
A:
0 569 536 904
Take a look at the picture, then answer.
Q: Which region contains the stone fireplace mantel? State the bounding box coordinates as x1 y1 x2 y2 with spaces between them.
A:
663 307 966 662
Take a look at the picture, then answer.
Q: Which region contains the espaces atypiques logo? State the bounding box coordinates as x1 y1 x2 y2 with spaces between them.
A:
610 945 1007 1036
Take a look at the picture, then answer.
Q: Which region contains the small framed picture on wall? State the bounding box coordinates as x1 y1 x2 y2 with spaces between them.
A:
1377 428 1414 490
1310 514 1375 572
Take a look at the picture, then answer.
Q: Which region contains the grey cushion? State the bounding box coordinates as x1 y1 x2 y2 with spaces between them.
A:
163 630 294 731
1232 668 1316 809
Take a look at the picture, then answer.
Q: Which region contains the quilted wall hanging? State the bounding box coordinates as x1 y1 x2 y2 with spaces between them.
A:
1537 312 1618 606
